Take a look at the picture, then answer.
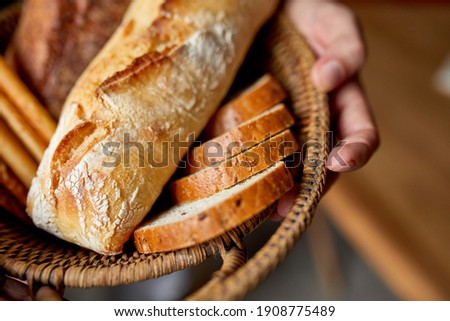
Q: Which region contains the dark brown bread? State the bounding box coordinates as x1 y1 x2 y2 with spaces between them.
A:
7 0 131 119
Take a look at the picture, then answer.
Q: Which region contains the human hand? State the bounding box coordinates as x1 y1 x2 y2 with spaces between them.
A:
275 0 379 218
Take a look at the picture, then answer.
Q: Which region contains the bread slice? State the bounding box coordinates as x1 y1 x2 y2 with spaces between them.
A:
186 103 294 174
202 74 287 139
134 161 294 253
171 129 298 204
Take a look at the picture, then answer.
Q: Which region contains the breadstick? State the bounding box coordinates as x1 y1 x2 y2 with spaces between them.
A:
0 56 56 144
0 92 47 161
0 159 28 205
0 119 37 188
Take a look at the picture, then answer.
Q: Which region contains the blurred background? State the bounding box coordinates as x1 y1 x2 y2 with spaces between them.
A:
1 0 449 301
66 0 450 301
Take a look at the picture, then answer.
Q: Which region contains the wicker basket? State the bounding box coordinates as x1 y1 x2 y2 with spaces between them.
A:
0 3 330 300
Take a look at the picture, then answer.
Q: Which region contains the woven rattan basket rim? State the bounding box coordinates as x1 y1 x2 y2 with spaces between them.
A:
0 3 329 297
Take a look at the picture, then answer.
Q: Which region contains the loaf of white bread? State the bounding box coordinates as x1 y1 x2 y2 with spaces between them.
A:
26 0 280 255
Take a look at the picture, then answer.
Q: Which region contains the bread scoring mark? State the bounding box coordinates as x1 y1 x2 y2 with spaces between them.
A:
50 122 94 196
97 0 196 94
50 122 109 211
97 50 169 93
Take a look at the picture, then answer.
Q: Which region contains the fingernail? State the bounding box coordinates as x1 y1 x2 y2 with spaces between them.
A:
326 157 356 172
326 144 356 172
317 60 345 92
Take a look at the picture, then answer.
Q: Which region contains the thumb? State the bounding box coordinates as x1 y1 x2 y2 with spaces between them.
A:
285 0 367 92
312 38 366 92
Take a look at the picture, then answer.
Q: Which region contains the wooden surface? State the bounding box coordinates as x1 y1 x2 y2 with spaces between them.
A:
320 3 450 300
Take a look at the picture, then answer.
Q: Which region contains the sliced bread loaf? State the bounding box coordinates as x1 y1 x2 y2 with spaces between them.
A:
202 74 287 139
186 103 294 174
171 129 298 204
134 161 294 253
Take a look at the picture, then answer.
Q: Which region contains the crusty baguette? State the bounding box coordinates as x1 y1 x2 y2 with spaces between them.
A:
134 161 293 253
27 0 280 255
171 129 298 204
186 103 294 174
7 0 131 119
202 74 287 139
